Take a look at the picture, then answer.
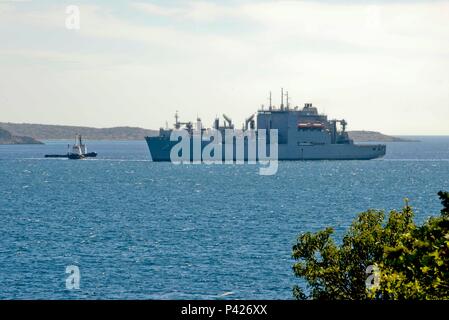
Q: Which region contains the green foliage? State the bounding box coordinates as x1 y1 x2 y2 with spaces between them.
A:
438 191 449 216
292 192 449 300
375 192 449 299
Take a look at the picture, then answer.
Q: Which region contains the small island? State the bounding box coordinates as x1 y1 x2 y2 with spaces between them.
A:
0 127 43 145
348 130 419 142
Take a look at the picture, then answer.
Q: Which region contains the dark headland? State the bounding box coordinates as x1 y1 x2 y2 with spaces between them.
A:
0 127 43 145
0 122 417 143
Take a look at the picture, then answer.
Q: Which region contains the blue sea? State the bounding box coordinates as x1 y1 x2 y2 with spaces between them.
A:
1 137 449 299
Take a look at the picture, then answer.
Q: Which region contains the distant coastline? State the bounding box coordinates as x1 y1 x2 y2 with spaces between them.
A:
1 122 420 143
0 122 158 141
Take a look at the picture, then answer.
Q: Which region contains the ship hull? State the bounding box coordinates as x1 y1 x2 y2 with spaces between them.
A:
145 136 386 161
45 152 97 159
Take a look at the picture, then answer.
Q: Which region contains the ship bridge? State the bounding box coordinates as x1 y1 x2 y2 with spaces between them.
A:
257 100 332 145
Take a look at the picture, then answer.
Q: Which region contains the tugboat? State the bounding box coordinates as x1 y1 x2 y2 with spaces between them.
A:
45 135 97 159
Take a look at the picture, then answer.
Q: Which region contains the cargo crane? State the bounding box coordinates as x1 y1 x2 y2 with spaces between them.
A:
244 114 255 130
222 114 234 129
330 119 349 144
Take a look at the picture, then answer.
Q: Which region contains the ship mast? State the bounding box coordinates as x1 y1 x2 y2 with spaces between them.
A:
174 111 180 129
269 91 272 110
280 88 284 110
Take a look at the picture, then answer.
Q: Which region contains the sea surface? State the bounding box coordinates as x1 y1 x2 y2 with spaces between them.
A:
0 137 449 299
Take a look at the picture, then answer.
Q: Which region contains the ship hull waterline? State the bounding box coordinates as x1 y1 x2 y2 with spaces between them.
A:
145 137 386 162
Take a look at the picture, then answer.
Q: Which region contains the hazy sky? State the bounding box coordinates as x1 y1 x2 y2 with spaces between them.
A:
1 0 448 134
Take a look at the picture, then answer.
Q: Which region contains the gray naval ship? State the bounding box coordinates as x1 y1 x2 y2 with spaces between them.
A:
145 91 386 161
